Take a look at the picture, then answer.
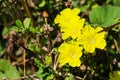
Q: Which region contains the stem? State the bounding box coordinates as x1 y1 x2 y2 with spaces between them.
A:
44 17 52 53
82 74 87 80
114 39 119 54
23 35 29 77
4 1 15 20
53 49 59 71
21 0 34 27
23 48 26 76
99 21 120 33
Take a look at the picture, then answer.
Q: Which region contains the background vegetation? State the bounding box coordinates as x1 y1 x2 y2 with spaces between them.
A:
0 0 120 80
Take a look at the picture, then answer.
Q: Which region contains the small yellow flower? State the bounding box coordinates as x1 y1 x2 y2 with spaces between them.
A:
61 19 85 39
109 71 120 80
58 41 83 67
54 8 85 39
77 25 106 53
54 8 80 28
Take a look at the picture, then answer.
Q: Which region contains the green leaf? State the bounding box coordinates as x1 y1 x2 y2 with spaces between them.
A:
28 40 40 52
0 72 5 80
36 69 47 79
12 26 21 32
15 19 23 27
118 25 120 31
23 18 31 29
29 27 36 33
0 59 20 79
2 27 9 37
65 74 74 80
113 0 120 6
30 27 41 33
118 62 120 68
89 6 120 27
0 42 4 54
39 0 46 7
46 74 54 80
45 56 52 65
80 5 90 12
34 58 44 68
107 48 116 54
106 0 111 3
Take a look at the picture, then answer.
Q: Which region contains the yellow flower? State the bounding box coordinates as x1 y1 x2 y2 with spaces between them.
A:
62 19 85 39
58 41 83 67
109 71 120 80
54 8 80 28
77 25 106 53
54 8 85 39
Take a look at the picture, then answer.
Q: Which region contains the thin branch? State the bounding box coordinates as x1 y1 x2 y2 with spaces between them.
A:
20 0 34 26
23 36 29 77
16 41 41 60
12 57 35 66
99 21 120 33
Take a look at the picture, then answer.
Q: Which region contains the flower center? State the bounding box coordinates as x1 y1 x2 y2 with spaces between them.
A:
69 49 77 59
73 53 76 58
90 39 95 44
86 33 96 44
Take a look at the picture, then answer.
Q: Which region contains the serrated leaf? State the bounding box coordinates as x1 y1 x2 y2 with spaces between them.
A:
15 19 23 27
23 18 31 29
0 59 20 79
89 6 120 27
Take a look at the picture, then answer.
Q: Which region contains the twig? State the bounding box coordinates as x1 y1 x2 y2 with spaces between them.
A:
12 74 37 80
23 50 26 77
23 35 29 77
20 0 34 26
12 57 35 66
82 74 87 80
114 39 119 54
98 21 120 33
17 42 41 59
75 76 83 80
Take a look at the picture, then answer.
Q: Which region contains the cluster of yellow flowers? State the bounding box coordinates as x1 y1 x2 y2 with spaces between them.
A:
54 8 106 67
109 71 120 80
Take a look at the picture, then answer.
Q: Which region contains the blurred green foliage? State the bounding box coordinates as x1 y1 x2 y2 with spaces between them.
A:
0 59 20 79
